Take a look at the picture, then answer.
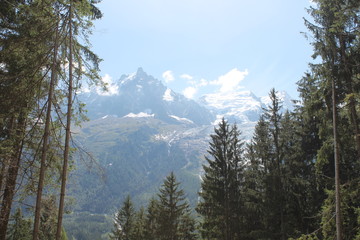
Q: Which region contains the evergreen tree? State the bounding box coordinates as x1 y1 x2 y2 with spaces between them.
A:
262 89 285 239
244 90 322 239
110 195 136 240
0 0 102 238
0 1 56 237
197 118 244 240
242 121 269 239
303 0 360 238
144 198 159 240
155 172 196 240
279 110 322 237
133 207 147 240
177 208 197 240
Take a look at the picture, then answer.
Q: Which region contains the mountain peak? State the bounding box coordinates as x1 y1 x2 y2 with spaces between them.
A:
136 67 146 76
119 67 158 86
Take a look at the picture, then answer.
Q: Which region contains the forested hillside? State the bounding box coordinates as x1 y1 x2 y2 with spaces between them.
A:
1 0 360 240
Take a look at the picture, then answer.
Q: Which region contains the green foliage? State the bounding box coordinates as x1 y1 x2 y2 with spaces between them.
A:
6 208 32 240
320 182 360 240
0 0 103 238
110 195 136 240
144 198 159 240
302 0 360 239
197 118 245 239
289 233 320 240
37 195 68 240
108 173 196 240
155 172 197 240
133 207 147 239
243 90 324 239
63 212 112 240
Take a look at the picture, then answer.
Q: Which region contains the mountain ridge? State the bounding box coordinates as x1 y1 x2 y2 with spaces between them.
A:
80 67 294 126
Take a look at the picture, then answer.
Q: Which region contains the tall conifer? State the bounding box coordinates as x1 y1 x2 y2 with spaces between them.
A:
110 195 136 240
156 172 196 240
303 0 360 238
197 118 244 240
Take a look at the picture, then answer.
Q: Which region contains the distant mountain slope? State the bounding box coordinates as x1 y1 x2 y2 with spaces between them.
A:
70 116 209 213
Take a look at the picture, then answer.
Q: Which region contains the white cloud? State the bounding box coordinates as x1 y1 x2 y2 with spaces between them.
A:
183 87 197 99
162 70 175 83
199 78 208 87
180 74 193 80
97 74 119 96
210 68 248 93
180 77 207 99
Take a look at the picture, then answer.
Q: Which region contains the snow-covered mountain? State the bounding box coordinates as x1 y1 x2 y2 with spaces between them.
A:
81 68 294 127
80 67 214 125
79 67 295 139
199 90 264 124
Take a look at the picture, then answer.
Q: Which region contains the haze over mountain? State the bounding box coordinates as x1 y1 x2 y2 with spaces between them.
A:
70 68 294 213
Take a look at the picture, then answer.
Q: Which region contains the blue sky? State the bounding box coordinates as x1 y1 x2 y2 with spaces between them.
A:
90 0 315 99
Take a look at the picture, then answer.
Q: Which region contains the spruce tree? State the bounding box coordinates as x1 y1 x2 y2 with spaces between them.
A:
244 90 322 239
144 198 159 240
133 207 147 240
197 118 244 240
303 0 360 238
155 172 196 240
110 195 136 240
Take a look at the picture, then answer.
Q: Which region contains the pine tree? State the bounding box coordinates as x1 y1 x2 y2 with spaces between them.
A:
0 0 102 238
246 90 285 240
279 110 322 237
0 1 57 237
133 207 147 240
242 128 268 239
243 90 323 239
155 172 196 240
303 0 360 238
197 118 244 240
144 198 159 240
110 195 136 240
177 207 197 240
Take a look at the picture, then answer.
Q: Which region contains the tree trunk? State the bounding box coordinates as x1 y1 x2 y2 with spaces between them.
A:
332 76 342 240
56 2 73 238
0 114 26 240
32 17 60 240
